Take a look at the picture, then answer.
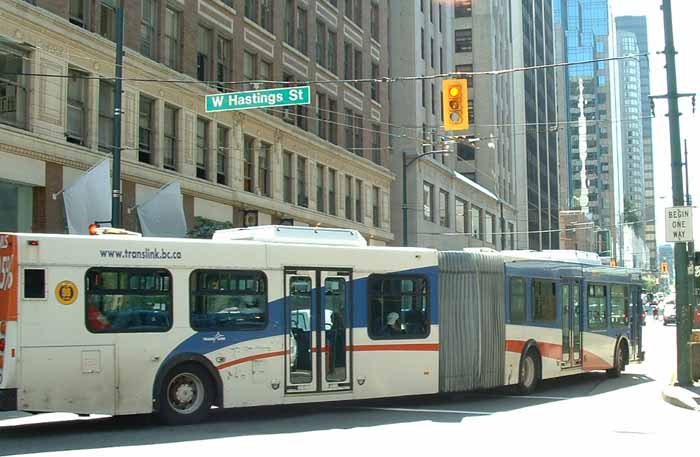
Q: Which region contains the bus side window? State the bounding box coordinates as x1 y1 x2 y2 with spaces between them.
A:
85 268 172 333
509 277 526 323
368 275 429 339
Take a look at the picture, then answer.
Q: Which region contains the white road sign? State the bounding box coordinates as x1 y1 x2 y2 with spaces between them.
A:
665 206 694 242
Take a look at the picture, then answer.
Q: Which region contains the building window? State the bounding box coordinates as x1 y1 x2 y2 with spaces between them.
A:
66 69 87 145
371 62 380 101
296 7 308 55
197 26 212 82
455 29 472 53
345 0 362 26
456 198 467 233
355 180 363 222
353 49 363 90
98 80 114 152
284 0 294 46
245 0 272 30
439 47 443 73
316 21 326 68
438 3 442 32
329 99 338 144
99 1 116 41
140 0 157 59
328 169 337 216
138 95 154 164
217 125 228 185
370 3 379 40
371 125 381 165
259 142 271 197
430 83 435 115
344 42 353 81
345 109 363 155
297 156 308 207
243 135 255 192
455 0 472 17
216 37 231 91
372 186 380 228
510 278 526 323
471 205 481 239
439 189 449 227
316 164 325 213
283 151 293 203
70 0 90 29
196 118 209 180
327 30 337 74
423 182 434 222
0 180 33 233
484 213 495 244
533 280 556 322
164 7 181 70
0 46 28 130
243 51 257 80
345 175 353 220
430 37 434 68
420 28 425 60
317 93 327 140
163 105 177 171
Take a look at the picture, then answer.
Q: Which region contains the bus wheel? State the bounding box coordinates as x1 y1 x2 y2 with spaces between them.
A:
517 350 540 395
606 343 625 378
158 363 213 425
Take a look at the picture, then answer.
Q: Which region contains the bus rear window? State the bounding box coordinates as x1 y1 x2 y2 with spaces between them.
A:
190 270 267 331
85 268 172 333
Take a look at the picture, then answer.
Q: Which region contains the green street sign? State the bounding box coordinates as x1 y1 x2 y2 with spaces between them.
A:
205 86 311 113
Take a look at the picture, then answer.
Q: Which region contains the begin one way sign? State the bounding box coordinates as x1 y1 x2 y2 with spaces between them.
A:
665 206 694 242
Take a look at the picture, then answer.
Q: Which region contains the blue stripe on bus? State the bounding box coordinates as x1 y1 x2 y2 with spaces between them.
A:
163 265 440 363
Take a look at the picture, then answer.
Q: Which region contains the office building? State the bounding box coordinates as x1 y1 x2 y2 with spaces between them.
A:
0 0 394 244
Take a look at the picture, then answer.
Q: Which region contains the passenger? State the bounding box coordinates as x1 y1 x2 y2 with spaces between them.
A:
383 312 403 336
404 303 426 334
87 303 112 331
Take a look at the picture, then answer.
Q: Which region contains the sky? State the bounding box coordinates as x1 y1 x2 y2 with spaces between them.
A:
610 1 699 248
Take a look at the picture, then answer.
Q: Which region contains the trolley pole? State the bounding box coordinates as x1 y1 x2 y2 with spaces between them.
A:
111 4 124 228
660 0 691 385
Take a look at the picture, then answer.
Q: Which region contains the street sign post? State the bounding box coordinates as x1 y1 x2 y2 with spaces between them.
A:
665 206 694 243
205 86 311 113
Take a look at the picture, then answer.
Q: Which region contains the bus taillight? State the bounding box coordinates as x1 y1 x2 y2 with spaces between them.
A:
0 321 5 335
0 338 5 352
89 223 100 235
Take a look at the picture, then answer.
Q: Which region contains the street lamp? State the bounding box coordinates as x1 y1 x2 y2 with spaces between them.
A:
402 149 450 247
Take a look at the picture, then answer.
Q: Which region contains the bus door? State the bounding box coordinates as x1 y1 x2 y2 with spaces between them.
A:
561 280 583 368
285 269 353 394
630 286 642 359
320 270 352 392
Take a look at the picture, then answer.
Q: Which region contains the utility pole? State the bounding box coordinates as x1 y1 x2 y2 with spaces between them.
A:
111 4 124 227
684 140 696 334
658 0 692 385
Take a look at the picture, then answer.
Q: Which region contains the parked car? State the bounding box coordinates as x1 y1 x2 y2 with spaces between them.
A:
663 303 677 326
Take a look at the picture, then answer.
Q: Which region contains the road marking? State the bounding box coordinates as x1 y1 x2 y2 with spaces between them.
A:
352 406 492 415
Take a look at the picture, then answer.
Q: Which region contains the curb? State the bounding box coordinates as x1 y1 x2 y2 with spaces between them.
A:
661 386 700 411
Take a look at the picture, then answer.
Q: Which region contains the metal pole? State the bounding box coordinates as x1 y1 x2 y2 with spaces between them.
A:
661 0 692 385
402 151 408 247
111 4 124 227
685 140 696 330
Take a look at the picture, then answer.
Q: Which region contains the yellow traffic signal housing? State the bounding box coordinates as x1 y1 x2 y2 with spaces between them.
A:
610 259 617 267
442 79 469 131
661 261 669 273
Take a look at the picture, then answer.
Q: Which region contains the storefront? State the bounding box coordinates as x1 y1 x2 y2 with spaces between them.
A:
0 180 33 233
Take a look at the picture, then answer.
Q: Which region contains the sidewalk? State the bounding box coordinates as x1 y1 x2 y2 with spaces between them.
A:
662 382 700 411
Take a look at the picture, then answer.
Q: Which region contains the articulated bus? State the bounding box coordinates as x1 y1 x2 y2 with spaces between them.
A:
0 226 643 424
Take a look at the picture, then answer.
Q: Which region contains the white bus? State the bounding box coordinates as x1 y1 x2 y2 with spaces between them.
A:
0 226 643 424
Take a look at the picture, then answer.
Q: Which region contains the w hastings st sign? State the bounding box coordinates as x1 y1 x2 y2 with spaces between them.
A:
205 86 311 113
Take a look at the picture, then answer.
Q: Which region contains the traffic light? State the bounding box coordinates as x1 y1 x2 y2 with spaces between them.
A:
661 261 669 274
610 259 617 267
442 79 469 131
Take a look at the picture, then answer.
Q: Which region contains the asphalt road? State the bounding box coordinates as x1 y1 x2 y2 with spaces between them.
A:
1 319 695 457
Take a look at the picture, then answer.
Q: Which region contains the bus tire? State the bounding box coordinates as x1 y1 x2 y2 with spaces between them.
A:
606 341 626 378
157 363 213 425
517 349 540 395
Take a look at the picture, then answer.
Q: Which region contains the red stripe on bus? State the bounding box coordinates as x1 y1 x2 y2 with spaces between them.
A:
351 343 440 352
506 339 613 369
582 351 613 370
216 343 440 370
216 350 288 370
